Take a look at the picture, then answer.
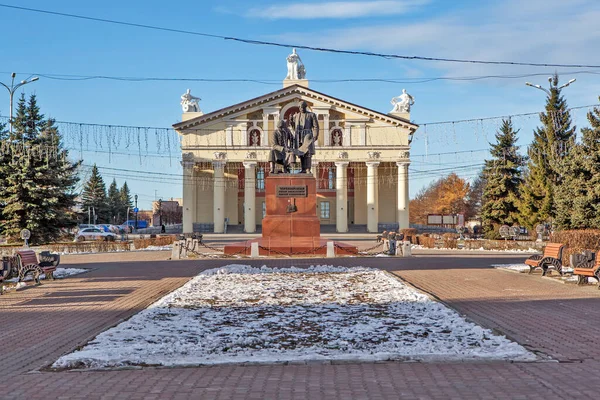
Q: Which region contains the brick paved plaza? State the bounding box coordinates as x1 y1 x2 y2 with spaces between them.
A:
1 250 600 399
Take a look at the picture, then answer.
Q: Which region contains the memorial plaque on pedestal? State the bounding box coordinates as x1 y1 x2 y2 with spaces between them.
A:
276 185 308 198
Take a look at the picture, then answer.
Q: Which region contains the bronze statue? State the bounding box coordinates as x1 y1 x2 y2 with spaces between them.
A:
291 101 319 173
269 119 294 173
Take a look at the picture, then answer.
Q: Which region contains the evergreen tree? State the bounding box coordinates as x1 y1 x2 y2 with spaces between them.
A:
0 119 8 222
481 119 525 238
555 101 600 229
0 95 80 244
518 74 575 227
81 165 108 224
107 179 121 224
119 182 133 223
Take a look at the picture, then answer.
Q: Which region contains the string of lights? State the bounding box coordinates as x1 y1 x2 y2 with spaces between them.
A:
1 3 600 68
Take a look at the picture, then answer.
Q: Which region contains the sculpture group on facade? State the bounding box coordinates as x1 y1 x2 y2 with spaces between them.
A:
285 48 306 80
269 100 319 174
181 89 202 113
390 89 415 113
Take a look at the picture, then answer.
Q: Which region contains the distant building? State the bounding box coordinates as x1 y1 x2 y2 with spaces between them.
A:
152 199 183 226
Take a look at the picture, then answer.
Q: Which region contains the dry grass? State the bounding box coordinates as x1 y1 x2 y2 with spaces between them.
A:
550 230 600 267
132 235 177 250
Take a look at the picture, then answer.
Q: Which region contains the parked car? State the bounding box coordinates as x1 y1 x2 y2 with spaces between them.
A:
74 227 117 242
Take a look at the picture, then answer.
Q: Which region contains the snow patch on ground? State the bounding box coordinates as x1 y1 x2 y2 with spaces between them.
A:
492 263 575 274
53 265 535 369
138 245 173 251
413 245 538 253
5 267 88 283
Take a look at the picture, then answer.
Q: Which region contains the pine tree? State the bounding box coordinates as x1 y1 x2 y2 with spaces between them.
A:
107 179 121 224
81 165 108 224
0 95 80 244
119 182 133 223
555 101 600 229
481 119 525 238
519 74 575 228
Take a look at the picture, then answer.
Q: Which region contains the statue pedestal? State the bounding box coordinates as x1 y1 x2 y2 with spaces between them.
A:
181 112 203 122
283 79 309 88
224 174 356 256
388 111 410 120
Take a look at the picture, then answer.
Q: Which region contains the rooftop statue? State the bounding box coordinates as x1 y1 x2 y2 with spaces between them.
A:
181 89 201 113
390 89 415 113
285 48 306 80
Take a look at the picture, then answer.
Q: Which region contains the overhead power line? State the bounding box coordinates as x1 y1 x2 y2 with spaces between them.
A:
1 3 600 69
4 70 600 85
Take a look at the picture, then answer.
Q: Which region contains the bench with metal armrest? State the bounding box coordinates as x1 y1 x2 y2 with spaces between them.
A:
524 243 565 276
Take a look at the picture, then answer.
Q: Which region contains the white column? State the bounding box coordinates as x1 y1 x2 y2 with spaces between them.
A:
243 161 257 233
335 161 349 233
312 161 319 179
235 122 247 146
320 113 329 148
343 125 351 146
359 123 367 146
324 127 331 146
182 161 196 234
271 112 279 147
397 162 410 229
366 161 380 233
213 161 226 233
226 124 234 147
262 113 269 147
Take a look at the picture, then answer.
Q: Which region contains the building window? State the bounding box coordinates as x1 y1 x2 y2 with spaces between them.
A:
320 202 330 219
248 129 261 146
256 167 265 190
328 167 335 190
262 201 266 218
331 129 343 146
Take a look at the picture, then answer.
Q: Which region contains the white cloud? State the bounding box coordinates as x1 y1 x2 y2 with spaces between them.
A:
269 0 600 77
247 1 429 19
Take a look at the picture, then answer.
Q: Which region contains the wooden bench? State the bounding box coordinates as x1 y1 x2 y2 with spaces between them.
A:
573 253 600 289
15 249 57 283
525 243 565 276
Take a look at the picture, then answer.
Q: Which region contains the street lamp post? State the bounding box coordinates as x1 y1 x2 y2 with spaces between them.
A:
0 73 39 133
134 194 138 230
525 77 576 96
158 199 162 227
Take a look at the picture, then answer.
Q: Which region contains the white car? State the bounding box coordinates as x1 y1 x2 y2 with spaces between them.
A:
75 228 117 242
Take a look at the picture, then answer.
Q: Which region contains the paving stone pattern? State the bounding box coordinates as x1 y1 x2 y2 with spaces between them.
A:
1 252 600 399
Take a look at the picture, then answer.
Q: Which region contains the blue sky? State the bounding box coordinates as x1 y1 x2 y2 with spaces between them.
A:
1 0 600 210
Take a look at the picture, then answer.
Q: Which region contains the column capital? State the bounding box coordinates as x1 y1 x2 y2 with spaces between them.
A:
365 161 380 168
243 161 257 168
335 161 349 168
212 160 226 169
396 161 411 167
181 160 195 169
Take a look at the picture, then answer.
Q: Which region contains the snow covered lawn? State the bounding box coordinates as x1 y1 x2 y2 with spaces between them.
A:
53 265 535 369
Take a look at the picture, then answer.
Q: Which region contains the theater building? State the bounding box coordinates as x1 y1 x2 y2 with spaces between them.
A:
173 54 418 234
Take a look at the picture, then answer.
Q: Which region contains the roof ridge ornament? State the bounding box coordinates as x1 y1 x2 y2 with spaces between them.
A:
283 49 309 88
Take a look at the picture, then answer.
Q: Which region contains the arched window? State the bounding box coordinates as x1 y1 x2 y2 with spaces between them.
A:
256 167 265 190
331 129 343 146
248 129 261 146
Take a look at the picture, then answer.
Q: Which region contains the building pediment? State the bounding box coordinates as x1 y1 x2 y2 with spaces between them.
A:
173 85 418 132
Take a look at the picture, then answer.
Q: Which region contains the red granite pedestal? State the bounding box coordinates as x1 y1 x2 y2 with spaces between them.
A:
224 174 357 256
